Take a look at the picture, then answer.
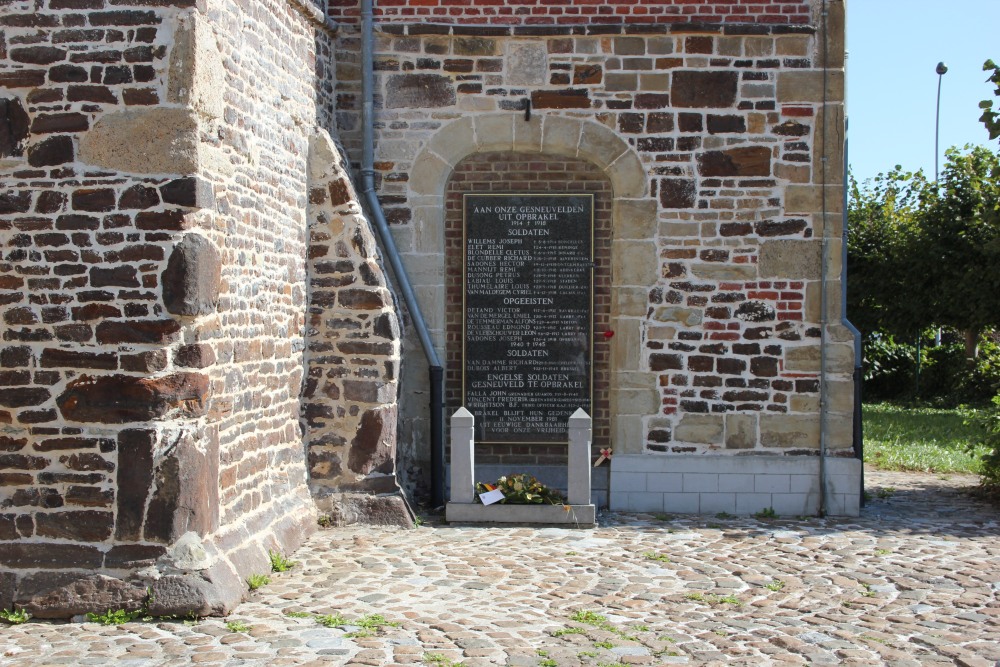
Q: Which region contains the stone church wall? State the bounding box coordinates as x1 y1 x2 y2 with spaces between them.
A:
331 0 858 513
0 0 398 615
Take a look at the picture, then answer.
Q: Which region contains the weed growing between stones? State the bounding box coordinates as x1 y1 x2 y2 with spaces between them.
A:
247 574 270 591
315 613 348 628
593 640 614 649
765 579 785 591
875 548 892 556
345 613 399 638
0 608 30 624
860 583 877 598
284 610 313 618
641 551 671 563
551 627 586 637
269 550 296 572
86 609 143 625
875 487 896 499
754 507 778 519
423 653 465 666
685 592 742 606
225 620 251 632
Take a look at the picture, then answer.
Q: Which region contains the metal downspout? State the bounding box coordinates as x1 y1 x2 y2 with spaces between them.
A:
359 0 446 508
842 130 864 505
817 0 830 516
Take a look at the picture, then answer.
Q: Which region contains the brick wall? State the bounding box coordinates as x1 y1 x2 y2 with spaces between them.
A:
328 0 812 26
0 0 346 615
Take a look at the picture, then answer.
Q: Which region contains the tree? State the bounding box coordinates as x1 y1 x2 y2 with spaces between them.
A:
981 59 1000 143
914 145 1000 358
846 168 929 338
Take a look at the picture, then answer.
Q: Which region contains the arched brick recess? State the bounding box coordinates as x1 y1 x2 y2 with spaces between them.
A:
444 152 612 465
402 114 654 471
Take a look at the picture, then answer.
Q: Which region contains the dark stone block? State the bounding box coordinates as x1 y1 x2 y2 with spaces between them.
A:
707 114 747 134
635 93 670 109
671 70 739 108
698 146 771 177
135 209 188 230
0 542 103 569
660 178 696 209
56 372 210 423
90 266 139 288
144 431 218 542
754 219 807 237
531 88 590 109
48 64 89 83
0 346 32 368
646 112 674 133
35 191 67 214
717 358 747 375
56 214 100 230
650 353 683 371
386 73 455 108
36 510 113 541
30 112 89 134
22 574 146 619
104 544 165 569
71 188 115 212
0 98 30 158
66 84 117 104
162 233 222 316
160 177 213 208
27 135 74 167
347 406 397 476
751 356 779 377
119 184 160 209
773 120 810 136
65 485 113 507
0 387 50 408
338 288 386 310
173 343 215 369
96 319 180 344
308 447 342 480
735 301 776 322
10 46 66 65
0 70 47 88
121 350 168 373
115 428 154 541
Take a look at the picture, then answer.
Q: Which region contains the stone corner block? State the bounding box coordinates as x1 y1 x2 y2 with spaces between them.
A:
162 233 222 317
167 12 225 121
758 239 821 280
80 108 200 175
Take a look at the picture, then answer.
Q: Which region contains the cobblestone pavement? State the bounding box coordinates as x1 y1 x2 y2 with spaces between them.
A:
3 469 998 667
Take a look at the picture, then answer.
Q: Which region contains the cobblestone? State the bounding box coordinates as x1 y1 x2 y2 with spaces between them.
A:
2 470 997 666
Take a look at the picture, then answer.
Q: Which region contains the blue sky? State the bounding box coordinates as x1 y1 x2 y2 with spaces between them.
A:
846 0 1000 183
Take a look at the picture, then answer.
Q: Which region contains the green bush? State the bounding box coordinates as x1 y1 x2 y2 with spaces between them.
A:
862 333 916 401
973 396 1000 492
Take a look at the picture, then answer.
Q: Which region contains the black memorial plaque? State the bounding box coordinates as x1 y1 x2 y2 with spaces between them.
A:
463 193 593 444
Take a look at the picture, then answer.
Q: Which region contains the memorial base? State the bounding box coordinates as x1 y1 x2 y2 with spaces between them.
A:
445 502 596 527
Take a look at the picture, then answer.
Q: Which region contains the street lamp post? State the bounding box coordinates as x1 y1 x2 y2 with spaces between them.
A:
928 62 948 356
935 61 948 182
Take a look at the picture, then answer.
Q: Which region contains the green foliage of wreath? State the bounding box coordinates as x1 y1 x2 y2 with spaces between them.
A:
475 473 566 505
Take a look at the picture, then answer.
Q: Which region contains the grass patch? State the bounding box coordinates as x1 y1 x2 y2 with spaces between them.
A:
863 403 986 474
